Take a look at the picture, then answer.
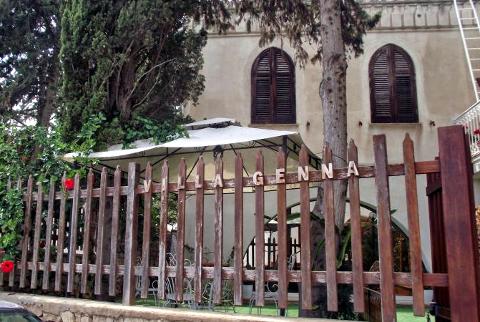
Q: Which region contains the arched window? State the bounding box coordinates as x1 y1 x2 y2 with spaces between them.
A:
251 47 296 124
369 44 418 123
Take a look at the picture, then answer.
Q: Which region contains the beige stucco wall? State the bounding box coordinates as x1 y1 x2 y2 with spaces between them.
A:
184 2 475 273
188 30 472 158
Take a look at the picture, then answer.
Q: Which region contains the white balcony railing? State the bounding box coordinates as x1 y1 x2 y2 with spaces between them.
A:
358 0 451 2
455 100 480 159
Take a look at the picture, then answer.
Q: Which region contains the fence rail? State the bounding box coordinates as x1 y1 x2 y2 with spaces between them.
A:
2 127 480 321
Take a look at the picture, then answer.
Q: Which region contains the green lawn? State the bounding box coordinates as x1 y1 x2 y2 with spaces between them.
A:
234 303 299 317
236 304 431 321
136 297 298 316
136 297 431 321
397 306 431 322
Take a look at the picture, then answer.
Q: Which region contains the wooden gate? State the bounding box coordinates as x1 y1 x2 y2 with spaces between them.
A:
426 170 450 321
425 126 480 321
2 125 480 321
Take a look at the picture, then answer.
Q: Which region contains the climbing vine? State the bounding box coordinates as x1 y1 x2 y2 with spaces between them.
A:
0 115 104 260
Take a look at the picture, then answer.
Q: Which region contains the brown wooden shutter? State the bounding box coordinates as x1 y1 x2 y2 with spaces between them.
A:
252 48 296 124
370 48 393 123
370 44 418 123
252 52 273 123
274 50 296 123
393 48 418 122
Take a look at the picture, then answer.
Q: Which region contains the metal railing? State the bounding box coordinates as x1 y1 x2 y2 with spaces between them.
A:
454 0 480 101
358 0 456 3
454 100 480 158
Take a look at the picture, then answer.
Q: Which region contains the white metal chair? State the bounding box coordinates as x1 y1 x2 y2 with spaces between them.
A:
135 270 161 305
203 279 236 312
248 252 298 316
162 253 195 308
249 282 279 315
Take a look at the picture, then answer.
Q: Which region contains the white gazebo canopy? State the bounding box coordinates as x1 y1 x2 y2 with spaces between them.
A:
63 118 321 181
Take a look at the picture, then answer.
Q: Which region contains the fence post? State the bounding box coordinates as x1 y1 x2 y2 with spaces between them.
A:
426 170 450 322
438 125 480 321
123 162 140 305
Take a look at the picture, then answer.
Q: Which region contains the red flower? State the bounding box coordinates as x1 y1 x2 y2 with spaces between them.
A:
474 129 480 136
64 178 75 190
0 260 14 273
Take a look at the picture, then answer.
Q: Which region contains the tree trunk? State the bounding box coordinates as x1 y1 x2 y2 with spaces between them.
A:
116 58 137 122
31 61 58 165
37 70 58 128
318 0 348 229
37 45 59 128
300 0 348 317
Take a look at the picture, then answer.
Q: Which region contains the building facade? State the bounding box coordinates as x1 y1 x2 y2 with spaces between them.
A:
185 0 475 275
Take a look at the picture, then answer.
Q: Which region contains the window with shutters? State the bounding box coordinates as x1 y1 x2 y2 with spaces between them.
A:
369 44 418 123
251 47 296 124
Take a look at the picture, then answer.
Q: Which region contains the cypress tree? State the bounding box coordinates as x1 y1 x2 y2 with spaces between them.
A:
0 0 60 127
59 0 230 147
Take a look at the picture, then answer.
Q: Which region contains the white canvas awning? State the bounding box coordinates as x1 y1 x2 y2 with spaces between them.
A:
63 118 321 181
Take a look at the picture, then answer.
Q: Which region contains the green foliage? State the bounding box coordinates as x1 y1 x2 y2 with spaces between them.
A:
151 193 180 229
0 0 60 127
58 0 230 147
123 115 189 148
0 0 233 259
0 186 23 260
0 117 101 258
0 126 63 183
233 0 380 65
340 1 381 58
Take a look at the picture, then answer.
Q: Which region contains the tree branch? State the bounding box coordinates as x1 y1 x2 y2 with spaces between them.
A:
130 72 163 111
126 58 175 102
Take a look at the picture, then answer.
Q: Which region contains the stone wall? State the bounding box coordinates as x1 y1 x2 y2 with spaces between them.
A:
0 292 352 322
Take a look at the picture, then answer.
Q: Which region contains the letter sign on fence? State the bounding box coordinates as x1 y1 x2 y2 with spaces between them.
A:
298 166 309 181
213 174 223 188
143 179 152 193
276 168 285 184
322 162 333 179
347 161 360 177
253 171 264 185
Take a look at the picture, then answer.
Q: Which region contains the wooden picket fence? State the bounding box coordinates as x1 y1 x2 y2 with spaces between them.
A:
2 126 480 321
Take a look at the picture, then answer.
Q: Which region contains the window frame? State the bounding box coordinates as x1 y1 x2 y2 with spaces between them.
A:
251 47 296 124
369 44 418 123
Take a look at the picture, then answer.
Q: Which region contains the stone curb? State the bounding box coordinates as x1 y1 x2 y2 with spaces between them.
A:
0 292 354 322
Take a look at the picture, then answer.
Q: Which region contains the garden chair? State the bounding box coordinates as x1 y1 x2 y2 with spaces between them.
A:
135 274 161 305
248 252 298 316
135 254 160 303
203 280 236 312
249 283 279 315
162 253 195 308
